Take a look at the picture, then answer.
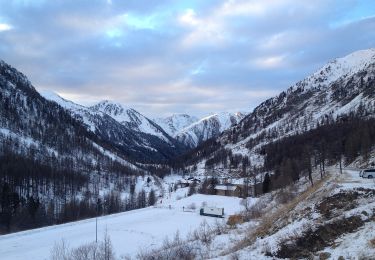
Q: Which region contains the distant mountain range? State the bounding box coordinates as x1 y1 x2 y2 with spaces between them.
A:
39 91 186 165
2 48 374 177
156 112 244 148
155 112 245 148
42 91 245 150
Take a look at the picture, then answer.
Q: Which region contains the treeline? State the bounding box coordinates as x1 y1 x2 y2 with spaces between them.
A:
262 114 375 189
57 188 156 225
0 152 156 234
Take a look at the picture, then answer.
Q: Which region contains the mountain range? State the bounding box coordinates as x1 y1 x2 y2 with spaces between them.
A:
41 91 244 151
2 48 375 176
155 112 245 148
1 48 375 237
175 48 375 176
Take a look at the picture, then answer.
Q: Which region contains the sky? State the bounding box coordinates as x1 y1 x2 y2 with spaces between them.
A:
0 0 374 118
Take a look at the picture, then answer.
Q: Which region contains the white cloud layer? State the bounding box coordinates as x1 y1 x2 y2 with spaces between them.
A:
0 0 374 117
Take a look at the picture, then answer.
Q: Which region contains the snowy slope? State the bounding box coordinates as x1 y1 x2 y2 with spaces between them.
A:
226 169 375 259
182 48 375 172
0 194 244 259
91 100 173 143
178 112 245 147
154 114 199 137
41 92 186 163
40 90 102 132
228 48 375 153
158 112 244 148
0 61 143 173
303 48 375 91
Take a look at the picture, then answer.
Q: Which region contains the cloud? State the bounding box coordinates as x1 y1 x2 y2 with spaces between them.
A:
0 0 374 117
254 55 287 69
0 23 12 31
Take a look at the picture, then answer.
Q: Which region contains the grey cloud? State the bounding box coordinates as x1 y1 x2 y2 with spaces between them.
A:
0 0 374 117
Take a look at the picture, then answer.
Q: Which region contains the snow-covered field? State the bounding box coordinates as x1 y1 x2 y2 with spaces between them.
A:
2 169 373 260
0 194 244 260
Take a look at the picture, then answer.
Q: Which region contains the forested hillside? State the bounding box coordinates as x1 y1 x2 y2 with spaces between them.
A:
262 114 375 189
0 60 158 233
41 92 187 165
172 49 375 186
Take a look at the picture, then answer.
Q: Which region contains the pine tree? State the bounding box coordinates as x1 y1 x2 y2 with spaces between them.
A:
262 173 271 194
188 182 197 196
137 190 146 208
148 189 156 206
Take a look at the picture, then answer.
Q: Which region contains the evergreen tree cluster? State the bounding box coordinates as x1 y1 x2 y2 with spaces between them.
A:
262 115 375 190
0 152 157 234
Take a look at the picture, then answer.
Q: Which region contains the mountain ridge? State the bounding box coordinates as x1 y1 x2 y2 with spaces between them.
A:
156 112 245 148
174 48 375 175
40 91 187 164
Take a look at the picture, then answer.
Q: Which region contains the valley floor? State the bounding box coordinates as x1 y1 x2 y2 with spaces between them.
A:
0 192 244 260
1 169 374 260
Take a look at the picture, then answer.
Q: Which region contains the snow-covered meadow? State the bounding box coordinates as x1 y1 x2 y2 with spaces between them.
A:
0 193 245 259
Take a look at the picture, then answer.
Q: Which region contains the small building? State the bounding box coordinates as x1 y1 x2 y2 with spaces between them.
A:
200 206 224 218
214 184 242 197
176 177 201 188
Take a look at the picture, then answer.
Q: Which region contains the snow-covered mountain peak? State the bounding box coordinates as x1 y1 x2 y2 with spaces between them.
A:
0 59 33 90
183 112 244 133
175 111 245 147
91 100 175 143
40 90 85 111
221 48 375 164
91 100 149 128
296 48 375 92
40 91 186 160
91 100 137 118
154 114 199 136
334 48 375 67
319 48 375 78
155 112 244 147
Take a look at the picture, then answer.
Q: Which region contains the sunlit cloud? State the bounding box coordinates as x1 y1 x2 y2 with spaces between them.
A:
0 23 12 31
218 0 267 17
179 9 199 26
178 8 227 48
254 55 287 69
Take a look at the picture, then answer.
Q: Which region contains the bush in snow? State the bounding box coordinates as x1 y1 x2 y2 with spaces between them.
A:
242 198 269 221
186 202 196 210
192 220 213 245
213 219 227 235
50 231 115 260
137 231 197 260
370 237 375 248
227 214 244 228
